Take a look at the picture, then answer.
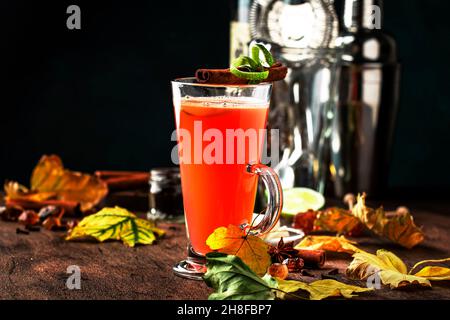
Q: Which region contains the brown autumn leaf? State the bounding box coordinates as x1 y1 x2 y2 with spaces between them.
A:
295 235 364 254
206 224 271 276
352 194 424 249
5 155 108 212
315 207 363 235
4 181 56 202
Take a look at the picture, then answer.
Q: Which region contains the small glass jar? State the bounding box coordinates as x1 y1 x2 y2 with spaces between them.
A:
147 168 184 222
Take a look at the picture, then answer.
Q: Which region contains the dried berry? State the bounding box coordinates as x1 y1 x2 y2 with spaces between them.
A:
292 210 318 234
282 257 305 273
18 210 40 226
267 263 289 280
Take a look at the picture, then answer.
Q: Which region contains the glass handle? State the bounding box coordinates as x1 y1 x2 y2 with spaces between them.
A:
247 163 283 235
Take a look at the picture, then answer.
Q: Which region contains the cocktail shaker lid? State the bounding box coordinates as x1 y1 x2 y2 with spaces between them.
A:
249 0 338 50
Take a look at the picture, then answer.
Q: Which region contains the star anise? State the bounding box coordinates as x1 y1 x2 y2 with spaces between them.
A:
268 237 300 263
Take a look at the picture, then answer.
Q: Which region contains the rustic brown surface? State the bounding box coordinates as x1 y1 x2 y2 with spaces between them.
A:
0 202 450 300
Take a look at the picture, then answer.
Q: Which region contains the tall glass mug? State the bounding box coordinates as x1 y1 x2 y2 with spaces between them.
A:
171 78 283 280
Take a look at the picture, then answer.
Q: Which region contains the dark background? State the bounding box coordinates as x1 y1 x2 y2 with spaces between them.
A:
2 0 450 197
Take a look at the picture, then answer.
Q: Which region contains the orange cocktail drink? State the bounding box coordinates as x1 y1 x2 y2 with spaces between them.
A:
171 78 282 279
178 98 268 254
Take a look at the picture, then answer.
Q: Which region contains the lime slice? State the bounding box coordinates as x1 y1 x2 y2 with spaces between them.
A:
282 188 325 217
229 43 273 82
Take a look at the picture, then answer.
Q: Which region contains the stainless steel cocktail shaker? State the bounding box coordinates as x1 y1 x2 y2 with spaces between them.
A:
331 0 401 198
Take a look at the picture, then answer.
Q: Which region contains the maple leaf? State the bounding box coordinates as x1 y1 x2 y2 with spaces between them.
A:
352 194 424 249
206 225 271 276
295 235 364 254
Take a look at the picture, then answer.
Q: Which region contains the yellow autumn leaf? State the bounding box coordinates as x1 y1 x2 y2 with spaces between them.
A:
352 194 424 249
206 225 271 276
66 207 165 247
410 258 450 281
346 249 431 289
277 278 373 300
295 235 364 254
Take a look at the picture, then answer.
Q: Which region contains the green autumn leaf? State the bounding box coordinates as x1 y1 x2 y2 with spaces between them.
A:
277 279 372 300
204 253 372 301
204 253 277 300
66 206 165 247
346 249 431 289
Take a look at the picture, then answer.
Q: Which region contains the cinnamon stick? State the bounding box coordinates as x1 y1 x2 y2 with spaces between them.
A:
95 171 149 180
102 174 149 191
195 63 288 85
296 249 326 268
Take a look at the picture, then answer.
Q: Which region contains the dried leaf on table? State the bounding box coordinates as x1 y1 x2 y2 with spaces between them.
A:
315 207 363 236
352 194 424 249
5 155 108 212
206 224 271 276
346 249 431 289
292 210 318 234
4 181 55 202
295 235 364 254
410 258 450 281
66 207 165 247
277 278 372 300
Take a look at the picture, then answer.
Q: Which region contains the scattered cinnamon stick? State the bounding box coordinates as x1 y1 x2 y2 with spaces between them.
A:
95 171 150 191
95 171 149 180
195 62 288 85
296 249 326 268
101 175 149 191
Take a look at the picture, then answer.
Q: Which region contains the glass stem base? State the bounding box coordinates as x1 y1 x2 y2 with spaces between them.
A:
173 244 206 280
